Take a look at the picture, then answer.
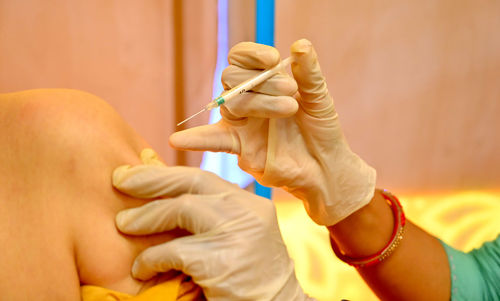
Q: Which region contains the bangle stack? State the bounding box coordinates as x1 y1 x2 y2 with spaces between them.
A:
330 190 406 268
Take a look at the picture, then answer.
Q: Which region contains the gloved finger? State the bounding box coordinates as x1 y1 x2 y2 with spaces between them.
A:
228 42 280 69
222 93 298 119
116 194 221 235
116 199 179 235
130 236 196 281
139 148 166 166
222 65 298 96
290 39 336 117
112 149 166 188
113 164 235 198
169 123 238 154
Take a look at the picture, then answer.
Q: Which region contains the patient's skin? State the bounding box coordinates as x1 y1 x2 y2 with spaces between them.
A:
0 89 185 300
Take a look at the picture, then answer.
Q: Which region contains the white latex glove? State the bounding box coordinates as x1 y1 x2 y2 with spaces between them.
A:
113 149 315 301
169 39 376 226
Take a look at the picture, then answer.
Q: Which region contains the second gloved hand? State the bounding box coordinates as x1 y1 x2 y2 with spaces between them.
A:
169 39 376 226
113 149 315 301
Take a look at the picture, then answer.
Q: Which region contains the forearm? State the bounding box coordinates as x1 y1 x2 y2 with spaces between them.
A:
328 189 451 300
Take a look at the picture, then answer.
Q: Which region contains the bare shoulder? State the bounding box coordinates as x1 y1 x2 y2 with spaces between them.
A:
0 89 145 153
0 89 174 299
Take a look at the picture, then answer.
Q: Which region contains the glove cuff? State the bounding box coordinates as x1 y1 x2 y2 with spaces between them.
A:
311 160 377 226
272 267 315 301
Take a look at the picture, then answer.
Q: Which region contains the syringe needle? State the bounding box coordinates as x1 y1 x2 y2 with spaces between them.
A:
177 57 293 127
177 108 207 126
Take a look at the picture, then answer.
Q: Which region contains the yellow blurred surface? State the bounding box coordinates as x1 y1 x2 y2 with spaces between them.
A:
274 190 500 301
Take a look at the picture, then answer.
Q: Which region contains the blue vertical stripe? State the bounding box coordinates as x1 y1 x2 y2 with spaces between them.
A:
256 0 275 47
254 0 275 199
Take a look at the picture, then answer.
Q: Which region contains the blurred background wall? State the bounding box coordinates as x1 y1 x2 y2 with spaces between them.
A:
1 0 498 192
273 0 500 194
1 1 499 300
0 0 217 166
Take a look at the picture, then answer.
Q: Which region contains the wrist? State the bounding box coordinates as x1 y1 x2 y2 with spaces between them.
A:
327 189 394 257
329 190 405 267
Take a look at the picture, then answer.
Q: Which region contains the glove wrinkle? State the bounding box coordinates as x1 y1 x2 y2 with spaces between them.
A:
114 150 312 300
169 39 377 226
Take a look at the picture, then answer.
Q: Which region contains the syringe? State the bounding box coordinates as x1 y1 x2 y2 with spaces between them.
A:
177 56 293 126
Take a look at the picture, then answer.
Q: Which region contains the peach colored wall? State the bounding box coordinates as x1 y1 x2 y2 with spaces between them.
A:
1 1 499 192
0 0 216 166
274 0 500 193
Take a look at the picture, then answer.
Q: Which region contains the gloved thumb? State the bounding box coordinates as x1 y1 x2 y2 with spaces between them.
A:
290 39 336 118
139 148 166 166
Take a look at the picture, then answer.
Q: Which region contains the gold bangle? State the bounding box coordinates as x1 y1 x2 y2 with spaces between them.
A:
330 190 406 268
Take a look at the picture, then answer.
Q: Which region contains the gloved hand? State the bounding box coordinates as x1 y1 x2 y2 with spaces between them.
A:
169 39 376 226
113 149 315 301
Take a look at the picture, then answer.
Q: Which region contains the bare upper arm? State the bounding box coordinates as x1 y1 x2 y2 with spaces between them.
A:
0 89 182 299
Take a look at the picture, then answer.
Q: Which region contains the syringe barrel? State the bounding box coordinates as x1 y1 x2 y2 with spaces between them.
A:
210 57 293 108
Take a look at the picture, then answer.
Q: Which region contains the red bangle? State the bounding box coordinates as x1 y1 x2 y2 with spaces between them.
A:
329 190 406 268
